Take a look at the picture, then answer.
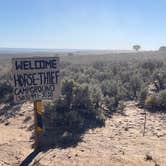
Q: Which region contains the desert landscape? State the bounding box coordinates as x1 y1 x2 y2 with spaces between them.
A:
0 50 166 166
1 0 166 165
0 100 166 166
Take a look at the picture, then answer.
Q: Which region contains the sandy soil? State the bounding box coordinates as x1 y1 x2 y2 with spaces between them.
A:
0 103 33 166
0 101 166 166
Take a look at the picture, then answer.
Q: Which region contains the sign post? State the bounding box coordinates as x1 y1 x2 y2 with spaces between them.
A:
34 100 43 149
12 56 60 150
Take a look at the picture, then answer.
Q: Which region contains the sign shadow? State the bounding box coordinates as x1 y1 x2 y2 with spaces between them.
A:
19 149 40 166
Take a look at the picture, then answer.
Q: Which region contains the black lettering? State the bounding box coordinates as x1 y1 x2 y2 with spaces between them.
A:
15 61 23 70
52 60 57 69
23 61 30 70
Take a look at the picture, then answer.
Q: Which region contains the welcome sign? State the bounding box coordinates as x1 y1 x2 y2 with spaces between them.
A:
12 56 60 102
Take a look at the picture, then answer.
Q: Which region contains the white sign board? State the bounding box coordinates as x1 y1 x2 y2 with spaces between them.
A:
12 56 60 102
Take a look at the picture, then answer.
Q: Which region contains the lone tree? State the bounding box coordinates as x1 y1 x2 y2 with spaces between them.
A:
133 45 141 52
159 46 166 52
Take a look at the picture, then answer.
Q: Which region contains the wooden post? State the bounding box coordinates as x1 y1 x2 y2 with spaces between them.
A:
34 100 43 150
143 110 147 136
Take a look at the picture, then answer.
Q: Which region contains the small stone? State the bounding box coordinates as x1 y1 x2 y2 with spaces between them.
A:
145 153 153 161
5 122 10 126
124 127 128 131
53 154 56 158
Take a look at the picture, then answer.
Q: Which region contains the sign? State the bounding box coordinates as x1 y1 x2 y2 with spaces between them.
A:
12 56 60 102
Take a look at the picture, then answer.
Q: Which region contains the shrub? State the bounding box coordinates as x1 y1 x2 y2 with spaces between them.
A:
104 96 118 112
145 94 159 111
141 60 163 73
43 80 105 147
0 82 13 104
157 89 166 111
152 68 166 91
159 46 166 52
89 84 103 109
101 80 118 97
128 74 143 99
138 86 148 107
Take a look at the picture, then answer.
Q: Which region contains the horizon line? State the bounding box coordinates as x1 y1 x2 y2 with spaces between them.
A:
0 47 157 51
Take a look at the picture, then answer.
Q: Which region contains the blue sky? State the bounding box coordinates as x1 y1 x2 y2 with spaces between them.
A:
0 0 166 50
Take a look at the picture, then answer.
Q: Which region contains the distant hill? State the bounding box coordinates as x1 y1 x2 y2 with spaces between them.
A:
0 47 133 54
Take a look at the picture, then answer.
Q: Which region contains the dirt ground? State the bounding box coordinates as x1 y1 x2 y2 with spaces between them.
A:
0 101 166 166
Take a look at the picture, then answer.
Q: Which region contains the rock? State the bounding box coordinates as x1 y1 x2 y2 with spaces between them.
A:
5 122 10 126
124 127 128 131
145 153 153 161
75 154 78 157
68 155 72 159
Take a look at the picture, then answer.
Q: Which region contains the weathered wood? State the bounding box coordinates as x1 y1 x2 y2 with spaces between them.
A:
34 100 43 150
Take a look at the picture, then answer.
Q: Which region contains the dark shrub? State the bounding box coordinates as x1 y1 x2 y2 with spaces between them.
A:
158 89 166 112
0 82 13 104
43 80 105 147
138 86 148 107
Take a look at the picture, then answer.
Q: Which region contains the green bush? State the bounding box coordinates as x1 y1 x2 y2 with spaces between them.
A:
145 94 159 110
104 96 118 112
0 82 13 104
138 86 148 107
152 68 166 91
43 80 105 147
158 90 166 111
128 74 144 99
145 90 166 112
